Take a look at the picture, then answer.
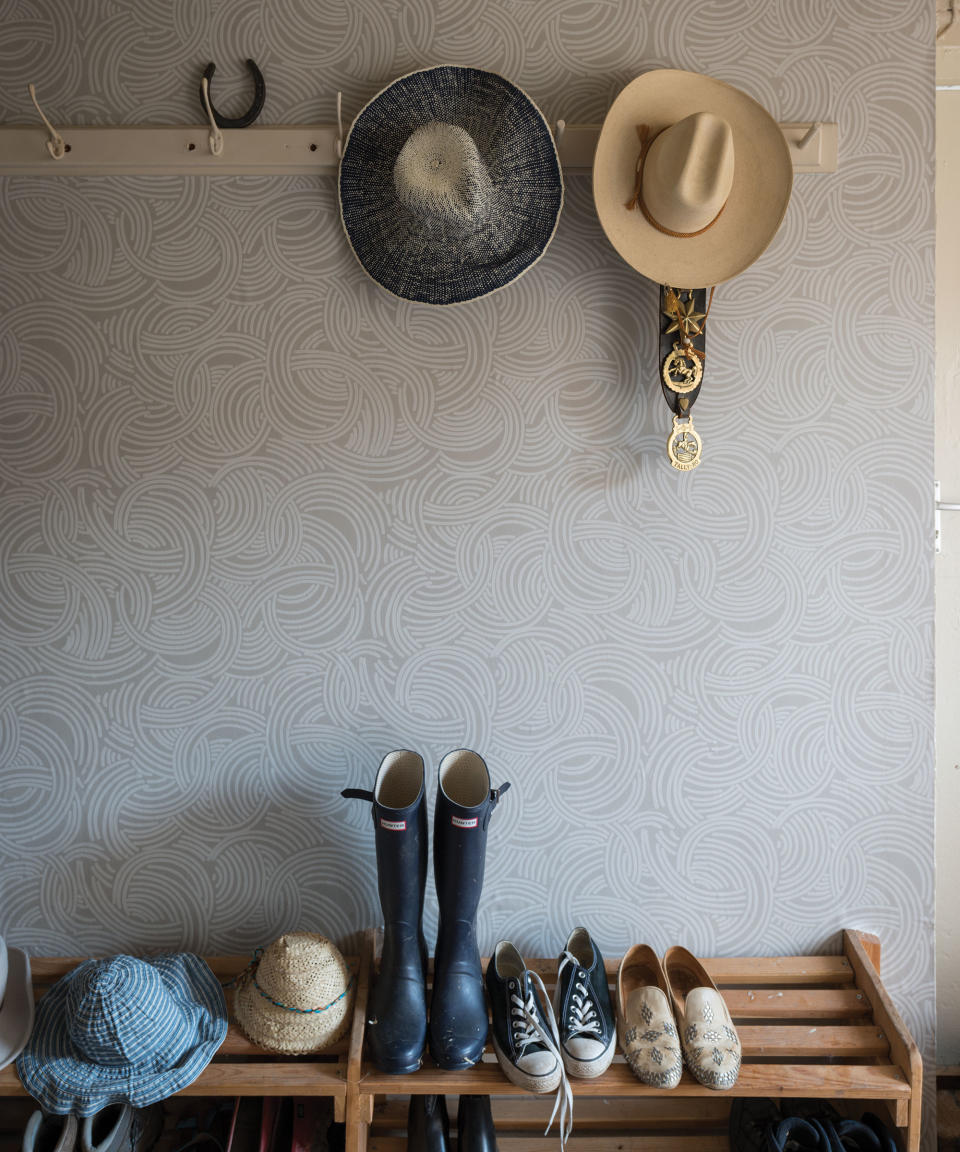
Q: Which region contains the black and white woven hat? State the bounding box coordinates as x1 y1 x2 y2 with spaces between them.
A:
339 66 563 306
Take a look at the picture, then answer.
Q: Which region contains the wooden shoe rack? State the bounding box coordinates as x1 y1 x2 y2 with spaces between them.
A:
0 930 922 1152
349 929 922 1152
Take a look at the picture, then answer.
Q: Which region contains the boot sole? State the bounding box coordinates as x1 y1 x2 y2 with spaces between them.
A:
492 1036 562 1093
374 1054 424 1074
428 1049 482 1071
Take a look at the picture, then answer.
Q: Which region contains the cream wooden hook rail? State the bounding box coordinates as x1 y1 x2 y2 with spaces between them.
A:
0 100 838 176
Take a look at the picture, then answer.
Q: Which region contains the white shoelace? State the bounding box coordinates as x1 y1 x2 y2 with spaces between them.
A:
509 969 573 1147
556 949 603 1040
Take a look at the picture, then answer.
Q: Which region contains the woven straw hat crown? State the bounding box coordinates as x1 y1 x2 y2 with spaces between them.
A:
393 122 495 226
257 934 345 1011
234 932 353 1055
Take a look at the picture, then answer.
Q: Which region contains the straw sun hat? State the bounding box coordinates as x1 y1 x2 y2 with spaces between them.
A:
233 933 354 1055
339 65 563 305
593 69 792 288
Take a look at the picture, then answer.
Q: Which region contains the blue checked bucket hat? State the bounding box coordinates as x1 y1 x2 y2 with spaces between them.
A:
339 66 563 305
15 953 227 1116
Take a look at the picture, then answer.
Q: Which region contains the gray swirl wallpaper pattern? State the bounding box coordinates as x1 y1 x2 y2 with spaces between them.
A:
0 0 935 1138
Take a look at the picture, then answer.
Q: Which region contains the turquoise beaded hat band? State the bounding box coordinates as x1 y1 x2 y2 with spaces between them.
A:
244 945 355 1015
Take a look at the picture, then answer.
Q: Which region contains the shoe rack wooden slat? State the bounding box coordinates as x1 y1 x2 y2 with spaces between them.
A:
357 1057 911 1097
366 1139 731 1152
372 1093 732 1129
353 928 922 1152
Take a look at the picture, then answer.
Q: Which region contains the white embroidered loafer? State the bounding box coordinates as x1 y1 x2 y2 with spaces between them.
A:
663 945 741 1090
617 944 682 1089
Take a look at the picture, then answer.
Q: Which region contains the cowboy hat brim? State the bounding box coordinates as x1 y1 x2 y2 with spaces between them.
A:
593 69 792 288
0 947 34 1071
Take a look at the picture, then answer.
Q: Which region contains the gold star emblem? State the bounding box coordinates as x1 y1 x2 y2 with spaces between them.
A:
663 288 706 338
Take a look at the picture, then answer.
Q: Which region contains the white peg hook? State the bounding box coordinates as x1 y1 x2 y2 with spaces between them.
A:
555 118 566 145
200 76 224 157
27 84 66 159
798 121 822 149
335 91 344 158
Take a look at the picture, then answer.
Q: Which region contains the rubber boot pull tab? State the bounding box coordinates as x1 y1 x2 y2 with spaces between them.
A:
341 787 374 801
483 781 510 828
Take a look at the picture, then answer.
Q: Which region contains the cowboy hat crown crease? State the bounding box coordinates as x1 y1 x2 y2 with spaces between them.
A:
643 112 734 234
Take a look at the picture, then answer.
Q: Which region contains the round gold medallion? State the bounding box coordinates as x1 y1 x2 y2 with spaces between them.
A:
667 414 702 471
662 345 703 394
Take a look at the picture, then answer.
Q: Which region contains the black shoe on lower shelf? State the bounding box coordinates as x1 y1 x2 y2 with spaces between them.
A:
767 1117 832 1151
728 1098 781 1152
457 1096 498 1152
407 1095 449 1152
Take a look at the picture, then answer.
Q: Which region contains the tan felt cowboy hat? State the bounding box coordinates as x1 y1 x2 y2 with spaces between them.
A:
593 69 792 288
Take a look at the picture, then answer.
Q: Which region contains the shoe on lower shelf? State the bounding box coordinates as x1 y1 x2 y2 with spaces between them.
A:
457 1096 497 1152
407 1095 449 1152
23 1112 77 1152
81 1104 163 1152
767 1116 832 1151
728 1098 782 1152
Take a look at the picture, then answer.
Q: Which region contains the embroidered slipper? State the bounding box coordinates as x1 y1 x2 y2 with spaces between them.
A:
617 944 682 1089
663 945 741 1090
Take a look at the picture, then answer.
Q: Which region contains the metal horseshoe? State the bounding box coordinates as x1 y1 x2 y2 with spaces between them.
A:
199 59 265 129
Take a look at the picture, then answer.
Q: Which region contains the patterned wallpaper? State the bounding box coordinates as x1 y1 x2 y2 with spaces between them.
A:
0 0 934 1136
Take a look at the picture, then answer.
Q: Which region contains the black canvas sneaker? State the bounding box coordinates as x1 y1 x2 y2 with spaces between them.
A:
485 941 572 1145
553 927 616 1078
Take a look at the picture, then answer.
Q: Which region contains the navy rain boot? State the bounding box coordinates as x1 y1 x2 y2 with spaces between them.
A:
428 749 509 1070
343 750 428 1074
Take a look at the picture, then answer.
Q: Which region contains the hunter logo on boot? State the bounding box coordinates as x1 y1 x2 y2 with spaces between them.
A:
451 815 478 828
379 818 406 831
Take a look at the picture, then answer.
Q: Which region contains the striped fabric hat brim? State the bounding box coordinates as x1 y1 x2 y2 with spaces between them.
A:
15 953 227 1117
